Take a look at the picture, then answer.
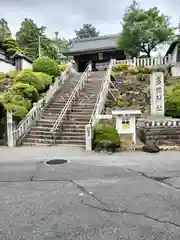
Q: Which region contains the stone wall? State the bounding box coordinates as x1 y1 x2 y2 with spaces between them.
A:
106 73 151 115
137 119 180 146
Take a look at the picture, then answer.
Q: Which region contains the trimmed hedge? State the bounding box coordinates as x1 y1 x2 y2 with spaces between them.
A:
32 56 58 76
165 88 180 118
58 64 66 72
12 82 39 102
93 123 120 147
14 69 44 91
1 91 31 117
34 72 52 90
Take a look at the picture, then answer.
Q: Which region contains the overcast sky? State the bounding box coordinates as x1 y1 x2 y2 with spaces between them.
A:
0 0 179 40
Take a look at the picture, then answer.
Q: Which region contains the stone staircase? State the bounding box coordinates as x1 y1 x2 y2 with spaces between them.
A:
54 71 104 146
21 71 104 146
21 73 81 146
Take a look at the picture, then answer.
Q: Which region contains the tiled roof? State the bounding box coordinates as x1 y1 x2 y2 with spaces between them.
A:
165 35 180 56
11 51 33 63
66 34 118 54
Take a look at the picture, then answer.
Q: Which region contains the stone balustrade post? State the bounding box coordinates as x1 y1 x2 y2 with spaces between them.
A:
85 124 92 151
7 111 15 147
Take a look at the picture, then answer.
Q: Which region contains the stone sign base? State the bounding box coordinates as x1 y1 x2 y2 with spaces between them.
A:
120 134 134 149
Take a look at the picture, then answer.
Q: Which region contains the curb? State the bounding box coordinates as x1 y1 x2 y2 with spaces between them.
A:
121 146 180 152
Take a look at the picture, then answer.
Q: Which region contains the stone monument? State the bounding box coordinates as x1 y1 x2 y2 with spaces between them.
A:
150 72 164 117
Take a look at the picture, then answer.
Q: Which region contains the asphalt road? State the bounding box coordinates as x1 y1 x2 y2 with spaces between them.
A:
1 147 180 239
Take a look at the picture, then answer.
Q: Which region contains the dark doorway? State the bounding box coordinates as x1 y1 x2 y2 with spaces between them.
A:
78 62 88 72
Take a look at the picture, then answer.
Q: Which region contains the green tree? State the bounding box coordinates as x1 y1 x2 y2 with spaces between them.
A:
2 37 26 57
117 1 175 57
16 18 47 59
0 18 11 42
16 18 61 60
75 24 99 39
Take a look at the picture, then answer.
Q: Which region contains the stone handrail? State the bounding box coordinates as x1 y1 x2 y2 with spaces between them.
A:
85 60 113 151
50 63 92 134
115 54 173 67
137 118 180 127
90 60 112 126
13 67 71 143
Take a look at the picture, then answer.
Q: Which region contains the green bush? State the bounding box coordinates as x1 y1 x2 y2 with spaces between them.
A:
112 63 129 72
0 72 4 83
58 64 66 72
93 123 120 146
32 56 58 76
14 69 45 92
172 82 180 92
7 70 21 81
12 82 39 102
165 89 180 118
34 72 52 89
1 91 31 117
23 68 33 72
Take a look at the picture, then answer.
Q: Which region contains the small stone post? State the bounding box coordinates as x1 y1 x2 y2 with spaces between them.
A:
150 72 164 117
85 124 92 151
7 111 15 147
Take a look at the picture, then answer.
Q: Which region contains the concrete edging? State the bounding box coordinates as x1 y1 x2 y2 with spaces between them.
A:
122 146 180 152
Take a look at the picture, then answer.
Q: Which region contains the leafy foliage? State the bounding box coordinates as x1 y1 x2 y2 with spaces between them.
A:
117 1 175 57
6 70 21 81
165 85 180 118
2 37 26 57
1 91 31 117
0 72 4 81
32 56 58 76
93 123 120 146
0 18 11 42
75 24 99 39
14 69 44 91
12 82 39 102
58 64 67 72
33 72 52 90
16 18 47 59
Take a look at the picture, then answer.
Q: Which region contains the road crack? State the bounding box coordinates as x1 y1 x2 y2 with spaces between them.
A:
82 201 180 228
69 180 110 209
70 180 180 229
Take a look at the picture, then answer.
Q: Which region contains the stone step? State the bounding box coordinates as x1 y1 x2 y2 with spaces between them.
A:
22 138 85 145
31 126 54 131
21 142 52 146
65 116 90 121
28 129 85 137
60 130 85 136
35 121 55 127
71 108 93 113
63 121 88 125
72 104 94 108
60 135 85 140
55 139 85 145
62 127 85 132
22 138 53 144
28 130 54 136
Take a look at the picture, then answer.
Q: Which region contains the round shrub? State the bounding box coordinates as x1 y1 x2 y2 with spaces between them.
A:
34 72 52 90
6 70 21 81
58 64 66 72
128 67 139 75
0 72 4 81
93 123 120 147
14 69 45 92
1 91 31 117
172 82 180 92
112 63 129 72
32 56 58 76
165 89 180 118
12 82 40 102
